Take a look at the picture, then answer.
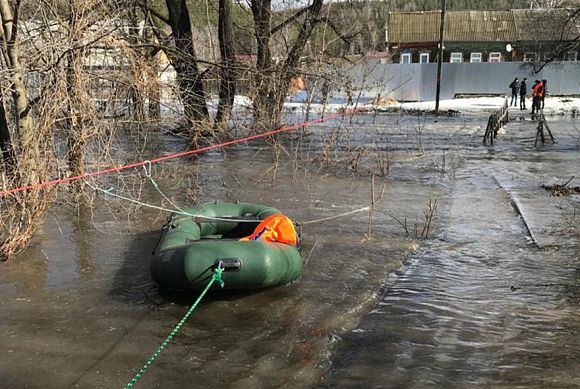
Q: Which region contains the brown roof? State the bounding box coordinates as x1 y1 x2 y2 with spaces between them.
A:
513 9 580 41
445 11 517 42
387 11 440 44
387 9 579 45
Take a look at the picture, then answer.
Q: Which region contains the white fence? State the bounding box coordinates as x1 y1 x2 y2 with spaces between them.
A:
344 61 580 101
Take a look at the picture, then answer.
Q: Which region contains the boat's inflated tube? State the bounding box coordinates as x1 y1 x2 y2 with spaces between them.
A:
150 203 302 291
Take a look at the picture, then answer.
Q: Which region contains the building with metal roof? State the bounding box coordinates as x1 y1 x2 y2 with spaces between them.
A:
386 8 580 64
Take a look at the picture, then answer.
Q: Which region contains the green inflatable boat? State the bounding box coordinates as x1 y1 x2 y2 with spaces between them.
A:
151 203 302 291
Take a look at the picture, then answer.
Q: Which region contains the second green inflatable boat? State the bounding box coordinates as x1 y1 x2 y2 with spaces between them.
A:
151 203 302 291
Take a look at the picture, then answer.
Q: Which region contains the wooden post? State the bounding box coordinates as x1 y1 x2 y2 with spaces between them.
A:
542 114 555 143
535 118 545 146
483 114 494 143
435 0 446 114
535 114 555 147
367 174 375 240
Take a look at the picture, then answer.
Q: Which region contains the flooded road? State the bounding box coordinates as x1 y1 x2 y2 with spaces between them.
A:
1 111 579 388
318 113 580 388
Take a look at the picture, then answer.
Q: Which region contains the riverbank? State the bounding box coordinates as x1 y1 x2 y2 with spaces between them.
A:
281 95 580 117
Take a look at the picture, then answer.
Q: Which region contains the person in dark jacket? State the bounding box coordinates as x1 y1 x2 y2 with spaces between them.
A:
509 78 519 106
541 79 547 109
519 78 527 110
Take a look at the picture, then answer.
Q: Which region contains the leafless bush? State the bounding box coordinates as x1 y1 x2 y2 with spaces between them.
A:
314 127 340 172
347 145 369 175
0 102 57 258
420 197 437 239
0 0 166 260
412 116 426 157
374 142 392 177
389 197 438 239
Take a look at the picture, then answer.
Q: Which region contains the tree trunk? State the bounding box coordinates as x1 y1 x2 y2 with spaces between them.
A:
165 0 209 131
0 87 16 171
251 0 278 130
0 0 51 259
65 2 87 195
215 0 236 131
143 13 161 120
128 4 145 122
250 0 324 131
0 0 37 181
271 0 323 125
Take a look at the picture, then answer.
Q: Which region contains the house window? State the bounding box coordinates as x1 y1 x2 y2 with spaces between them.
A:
470 53 482 63
489 52 502 63
400 53 412 64
565 52 578 61
419 53 430 63
450 52 463 63
543 52 555 62
524 52 537 62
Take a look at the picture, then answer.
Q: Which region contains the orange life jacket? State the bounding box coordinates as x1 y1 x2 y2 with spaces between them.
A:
240 214 297 245
532 82 544 98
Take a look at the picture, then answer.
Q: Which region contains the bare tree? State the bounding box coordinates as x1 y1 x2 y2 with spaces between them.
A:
215 0 236 130
165 0 210 131
0 0 34 154
0 0 160 259
251 0 324 130
523 2 580 73
0 0 52 259
0 86 15 170
65 0 89 195
531 0 575 8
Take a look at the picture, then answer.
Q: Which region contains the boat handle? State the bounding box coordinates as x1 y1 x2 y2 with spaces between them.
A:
212 258 242 272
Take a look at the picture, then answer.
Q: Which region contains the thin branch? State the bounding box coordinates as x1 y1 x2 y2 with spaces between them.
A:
534 33 580 72
11 0 21 46
271 4 316 35
37 25 121 73
315 16 361 44
533 8 580 72
136 1 170 25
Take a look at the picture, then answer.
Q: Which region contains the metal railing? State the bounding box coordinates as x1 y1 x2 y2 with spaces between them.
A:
483 97 509 144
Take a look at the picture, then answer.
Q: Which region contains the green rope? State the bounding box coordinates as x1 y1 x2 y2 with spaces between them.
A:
124 268 224 388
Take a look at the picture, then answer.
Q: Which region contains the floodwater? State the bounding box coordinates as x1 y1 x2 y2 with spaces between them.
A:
317 114 580 388
1 110 579 388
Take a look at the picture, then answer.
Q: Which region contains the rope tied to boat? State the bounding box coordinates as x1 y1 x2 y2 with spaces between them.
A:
90 177 371 227
0 109 360 197
124 266 224 389
296 206 370 226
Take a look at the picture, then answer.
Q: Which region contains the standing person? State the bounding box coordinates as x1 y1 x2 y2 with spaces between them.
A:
541 79 547 109
509 78 519 106
531 79 544 115
320 78 330 118
519 77 527 110
346 79 353 106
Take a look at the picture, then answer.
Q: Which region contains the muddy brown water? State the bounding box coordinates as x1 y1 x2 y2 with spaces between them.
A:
1 112 579 388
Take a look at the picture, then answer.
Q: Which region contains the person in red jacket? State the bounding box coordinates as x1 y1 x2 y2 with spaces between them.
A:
531 80 544 115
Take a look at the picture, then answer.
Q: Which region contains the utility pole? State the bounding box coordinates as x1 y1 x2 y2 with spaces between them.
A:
435 0 446 113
